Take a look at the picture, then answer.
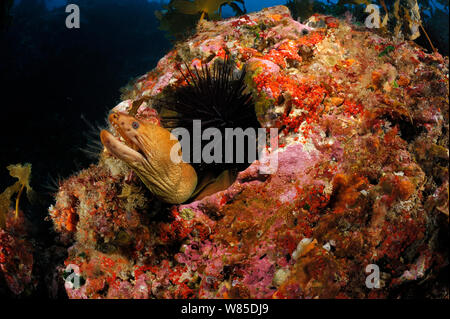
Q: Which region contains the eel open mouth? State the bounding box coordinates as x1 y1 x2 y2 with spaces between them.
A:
100 113 146 166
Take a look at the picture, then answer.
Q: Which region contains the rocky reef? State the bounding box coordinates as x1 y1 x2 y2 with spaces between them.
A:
0 209 35 296
46 6 448 298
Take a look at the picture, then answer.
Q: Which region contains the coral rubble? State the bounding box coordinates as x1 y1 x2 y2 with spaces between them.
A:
48 6 448 298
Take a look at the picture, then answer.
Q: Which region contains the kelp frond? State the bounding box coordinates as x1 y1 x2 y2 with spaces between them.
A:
286 0 438 53
0 163 32 228
341 0 435 51
172 0 246 20
156 0 246 40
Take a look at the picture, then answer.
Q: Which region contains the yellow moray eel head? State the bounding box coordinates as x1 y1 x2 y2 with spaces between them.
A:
100 112 197 204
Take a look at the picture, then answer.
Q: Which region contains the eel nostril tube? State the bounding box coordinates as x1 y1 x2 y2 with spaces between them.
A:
109 112 119 122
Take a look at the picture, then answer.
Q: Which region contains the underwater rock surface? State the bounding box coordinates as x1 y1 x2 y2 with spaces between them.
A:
48 6 448 298
0 209 34 296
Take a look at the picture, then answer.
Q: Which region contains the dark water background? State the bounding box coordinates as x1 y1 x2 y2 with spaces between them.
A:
0 0 171 245
0 0 448 298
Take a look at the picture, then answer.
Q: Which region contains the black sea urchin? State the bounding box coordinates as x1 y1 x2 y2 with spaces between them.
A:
155 56 261 176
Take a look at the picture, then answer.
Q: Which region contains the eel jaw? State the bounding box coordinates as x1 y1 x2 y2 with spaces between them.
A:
100 129 145 167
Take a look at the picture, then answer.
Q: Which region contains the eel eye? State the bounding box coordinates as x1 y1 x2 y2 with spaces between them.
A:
132 121 140 129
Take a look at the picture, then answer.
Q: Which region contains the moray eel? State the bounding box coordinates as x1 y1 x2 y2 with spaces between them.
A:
100 112 198 204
